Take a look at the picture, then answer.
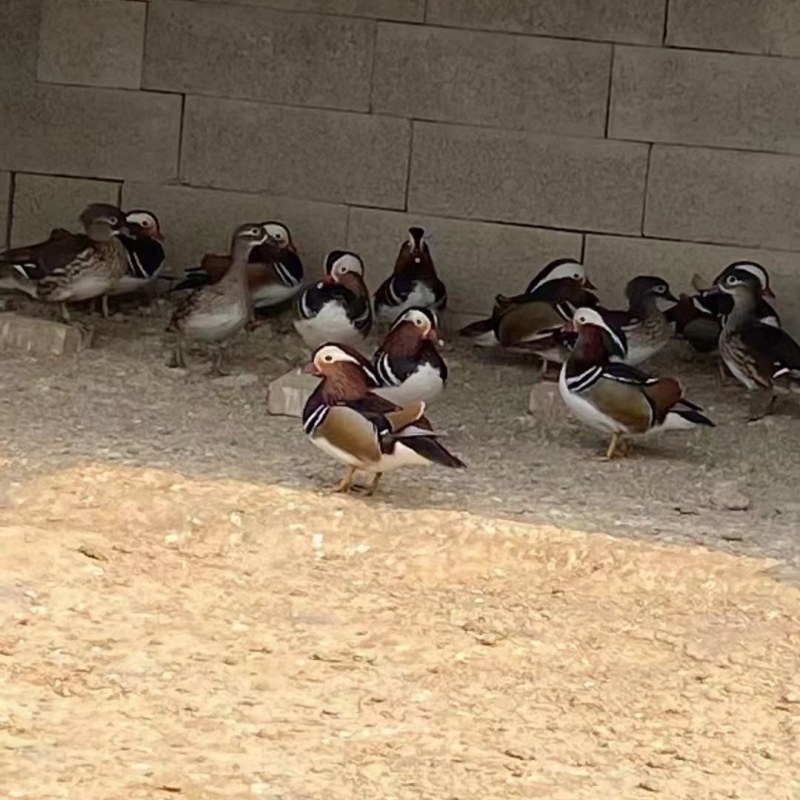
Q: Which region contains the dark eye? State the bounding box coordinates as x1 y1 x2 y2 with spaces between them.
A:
655 285 665 293
109 217 118 225
324 355 333 363
141 219 151 227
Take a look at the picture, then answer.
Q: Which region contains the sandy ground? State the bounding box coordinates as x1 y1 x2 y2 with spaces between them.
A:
1 300 800 798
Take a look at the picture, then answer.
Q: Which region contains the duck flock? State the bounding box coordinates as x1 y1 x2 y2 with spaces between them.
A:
1 203 799 495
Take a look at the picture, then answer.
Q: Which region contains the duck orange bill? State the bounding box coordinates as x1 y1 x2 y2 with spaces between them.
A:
561 318 576 332
302 362 318 375
584 278 597 290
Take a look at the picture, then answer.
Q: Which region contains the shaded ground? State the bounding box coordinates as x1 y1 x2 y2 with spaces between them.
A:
1 304 800 798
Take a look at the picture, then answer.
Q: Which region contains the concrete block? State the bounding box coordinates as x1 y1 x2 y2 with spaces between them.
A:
38 0 146 90
528 380 563 422
11 174 119 249
144 0 373 111
0 84 181 182
667 0 800 57
610 46 800 155
121 182 349 280
409 122 648 235
186 0 424 22
427 0 665 44
267 369 320 417
584 234 800 332
181 96 410 209
0 172 10 251
347 207 582 315
645 146 800 252
373 23 610 137
0 0 42 86
0 313 90 356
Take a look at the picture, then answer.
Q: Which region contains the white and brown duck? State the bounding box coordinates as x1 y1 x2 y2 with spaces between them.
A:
373 226 446 325
166 222 271 375
294 250 372 351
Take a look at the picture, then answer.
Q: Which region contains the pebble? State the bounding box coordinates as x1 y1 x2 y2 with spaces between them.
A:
709 481 751 511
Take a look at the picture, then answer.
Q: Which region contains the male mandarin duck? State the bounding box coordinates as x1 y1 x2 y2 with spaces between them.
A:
372 307 447 405
294 250 372 351
302 343 465 496
597 275 677 366
559 307 714 459
373 226 446 324
166 222 271 375
109 209 166 297
666 261 780 354
0 203 128 321
171 221 303 313
708 267 800 419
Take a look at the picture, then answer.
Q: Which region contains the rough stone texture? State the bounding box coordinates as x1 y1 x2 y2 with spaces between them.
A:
667 0 800 57
145 0 374 111
185 0 425 21
122 182 349 278
181 96 410 208
347 207 582 314
527 380 563 423
409 122 649 234
0 0 42 85
427 0 666 44
11 174 120 249
0 313 89 356
0 172 10 250
610 46 800 155
373 23 610 137
267 369 320 417
38 0 146 90
645 146 800 252
0 85 181 182
584 234 800 330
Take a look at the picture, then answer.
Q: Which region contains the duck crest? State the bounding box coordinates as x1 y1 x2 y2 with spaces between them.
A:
395 227 435 278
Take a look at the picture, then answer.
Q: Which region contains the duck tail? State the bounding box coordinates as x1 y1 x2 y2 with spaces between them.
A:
669 408 715 428
168 267 209 293
402 435 467 469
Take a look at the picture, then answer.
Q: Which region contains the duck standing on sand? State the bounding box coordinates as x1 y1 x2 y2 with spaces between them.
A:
166 222 271 375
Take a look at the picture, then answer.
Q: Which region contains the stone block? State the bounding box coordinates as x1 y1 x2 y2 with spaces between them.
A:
0 84 181 181
667 0 800 57
0 313 90 356
186 0 424 21
38 0 146 89
427 0 665 44
121 182 349 279
347 207 582 315
609 46 800 155
528 380 563 422
645 146 800 252
583 234 800 332
181 96 410 209
11 174 120 249
267 369 320 417
0 0 42 86
409 122 648 235
0 172 10 250
373 23 610 137
144 0 373 111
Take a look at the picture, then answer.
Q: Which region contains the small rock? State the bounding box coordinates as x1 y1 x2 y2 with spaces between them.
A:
0 312 90 356
709 481 750 511
215 372 258 388
527 380 562 419
267 369 320 417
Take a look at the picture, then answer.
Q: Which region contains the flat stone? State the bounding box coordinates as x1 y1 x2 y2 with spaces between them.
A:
267 369 320 418
528 380 562 419
709 481 751 512
0 313 90 356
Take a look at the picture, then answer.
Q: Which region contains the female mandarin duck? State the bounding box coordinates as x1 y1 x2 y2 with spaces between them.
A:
372 307 447 405
302 343 465 496
166 222 271 375
559 307 714 459
294 250 372 351
373 226 446 325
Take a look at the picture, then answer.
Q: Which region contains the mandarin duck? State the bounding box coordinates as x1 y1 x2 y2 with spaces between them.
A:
666 261 780 354
109 210 166 298
171 221 303 314
709 268 800 419
294 250 372 351
597 275 677 366
559 307 714 459
373 226 446 325
302 343 465 495
0 203 128 322
372 307 447 405
166 222 270 375
459 258 597 350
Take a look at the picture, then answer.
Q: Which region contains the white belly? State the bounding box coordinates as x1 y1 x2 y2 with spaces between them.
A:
374 363 444 406
311 433 431 473
295 303 363 351
253 281 301 308
53 274 115 302
184 309 247 342
108 273 159 296
558 366 625 434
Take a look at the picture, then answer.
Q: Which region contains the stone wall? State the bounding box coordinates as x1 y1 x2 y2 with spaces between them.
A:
2 0 799 325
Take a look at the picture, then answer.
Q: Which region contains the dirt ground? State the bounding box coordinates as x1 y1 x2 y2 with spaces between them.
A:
1 301 800 798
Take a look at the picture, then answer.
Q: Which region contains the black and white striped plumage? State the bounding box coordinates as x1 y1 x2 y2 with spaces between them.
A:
294 250 372 351
110 210 166 296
